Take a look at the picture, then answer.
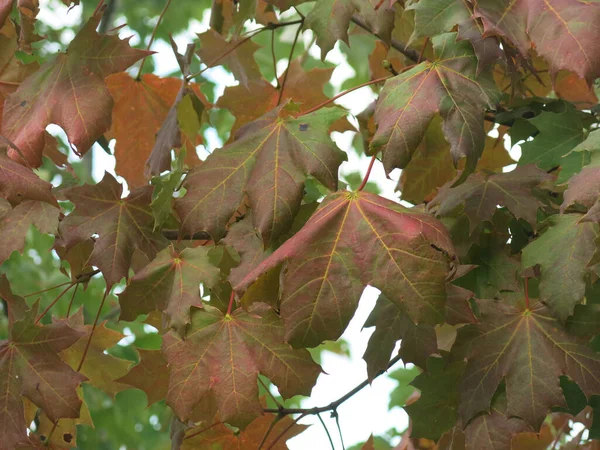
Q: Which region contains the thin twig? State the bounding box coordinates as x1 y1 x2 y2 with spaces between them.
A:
350 15 422 63
264 354 402 416
271 30 280 89
183 421 221 440
66 283 79 318
277 20 304 106
317 413 335 450
332 410 345 450
136 0 173 79
34 284 74 324
76 287 109 372
24 281 72 298
299 76 391 117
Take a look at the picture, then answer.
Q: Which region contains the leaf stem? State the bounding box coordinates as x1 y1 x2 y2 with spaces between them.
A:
266 412 308 450
357 154 378 192
524 277 530 310
257 415 281 450
317 413 335 450
66 283 79 318
418 37 429 63
271 30 280 89
226 290 235 316
34 284 75 324
76 287 109 372
298 75 391 117
24 281 72 298
183 421 221 440
136 0 173 79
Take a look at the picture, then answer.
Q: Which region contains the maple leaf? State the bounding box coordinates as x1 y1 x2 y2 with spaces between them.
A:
116 348 170 406
236 190 455 348
175 105 346 245
0 279 86 449
453 244 520 299
1 11 150 167
196 29 262 88
0 152 57 206
429 166 552 233
561 162 600 215
399 119 514 204
162 303 321 428
463 391 531 450
217 59 352 135
405 355 466 440
473 0 600 82
106 73 206 188
0 20 38 121
457 298 600 431
362 293 437 380
521 214 599 321
371 33 500 180
56 173 169 288
182 405 307 449
59 309 131 396
0 199 59 264
118 244 221 334
518 102 584 173
408 0 502 73
305 0 395 59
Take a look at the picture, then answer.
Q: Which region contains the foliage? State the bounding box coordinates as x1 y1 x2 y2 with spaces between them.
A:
1 0 600 449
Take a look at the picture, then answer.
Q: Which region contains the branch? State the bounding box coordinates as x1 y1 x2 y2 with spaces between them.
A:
350 15 422 63
263 353 402 417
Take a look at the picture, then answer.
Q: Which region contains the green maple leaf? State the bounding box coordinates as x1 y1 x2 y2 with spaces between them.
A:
518 103 584 172
1 11 150 167
0 199 59 265
453 244 520 299
362 294 437 380
405 355 466 440
162 303 321 428
175 105 346 245
237 190 455 348
0 276 86 449
429 165 552 233
457 299 600 430
118 244 220 334
57 173 169 288
371 33 500 180
304 0 395 59
521 214 599 321
474 0 600 82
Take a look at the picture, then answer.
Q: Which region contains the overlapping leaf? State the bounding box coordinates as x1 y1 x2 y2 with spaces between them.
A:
1 12 149 167
119 244 220 334
371 33 500 179
0 152 56 206
175 105 346 245
182 404 307 449
116 349 170 406
57 173 169 287
457 299 600 430
429 166 552 233
237 190 455 348
473 0 600 82
106 73 206 188
305 0 396 59
0 198 59 264
0 277 86 449
521 214 599 321
362 293 437 380
162 303 321 428
217 59 351 135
